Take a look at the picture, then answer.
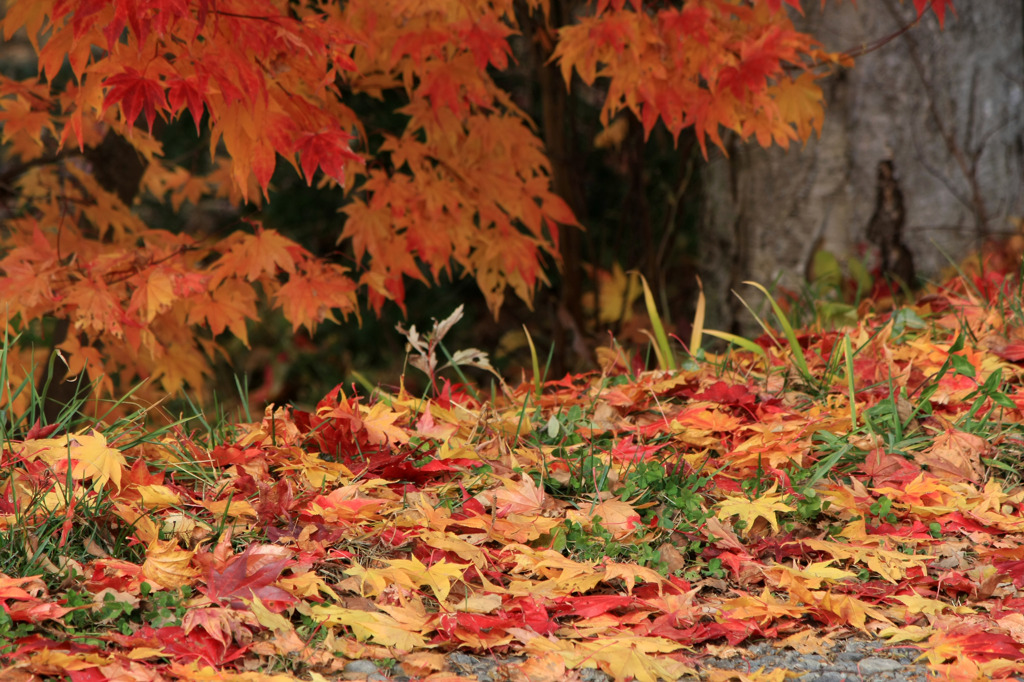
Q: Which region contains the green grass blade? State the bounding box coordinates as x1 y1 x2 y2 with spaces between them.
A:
690 276 706 355
437 341 481 402
639 273 676 371
844 334 857 429
702 329 769 367
523 324 542 399
744 281 813 382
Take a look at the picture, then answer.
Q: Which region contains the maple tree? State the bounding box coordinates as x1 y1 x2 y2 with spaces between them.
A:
0 0 950 404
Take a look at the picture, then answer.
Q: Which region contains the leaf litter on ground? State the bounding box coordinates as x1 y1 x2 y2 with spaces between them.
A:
7 253 1024 680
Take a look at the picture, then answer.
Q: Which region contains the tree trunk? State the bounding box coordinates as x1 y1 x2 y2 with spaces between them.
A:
700 0 1024 334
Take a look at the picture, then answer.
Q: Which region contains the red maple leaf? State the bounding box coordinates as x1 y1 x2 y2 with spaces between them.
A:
106 625 248 667
166 74 208 134
915 0 954 27
102 66 167 132
200 545 296 611
295 128 360 186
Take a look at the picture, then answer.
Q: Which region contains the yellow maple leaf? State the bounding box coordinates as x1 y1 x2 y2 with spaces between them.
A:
772 71 824 142
135 484 181 508
383 557 466 602
877 624 933 643
418 529 488 568
524 634 692 682
203 498 258 521
310 605 428 650
893 593 975 617
601 560 664 595
509 546 602 593
815 591 892 631
359 401 410 445
26 430 127 491
141 538 197 589
128 268 175 323
277 571 339 602
248 595 293 634
721 588 806 624
578 636 692 682
769 559 857 589
715 484 794 534
566 498 641 540
15 648 112 670
802 536 930 584
375 597 432 631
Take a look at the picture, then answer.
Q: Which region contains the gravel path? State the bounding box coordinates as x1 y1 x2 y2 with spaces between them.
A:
340 636 940 681
700 637 933 681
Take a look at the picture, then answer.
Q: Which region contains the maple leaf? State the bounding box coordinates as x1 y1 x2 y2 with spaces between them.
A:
295 128 361 186
0 574 45 601
142 539 198 590
915 0 955 27
127 268 175 324
567 499 642 541
721 587 807 625
802 536 931 583
715 484 795 534
21 430 127 491
477 476 549 516
0 92 56 148
914 427 989 483
769 559 857 589
6 600 77 623
201 544 296 611
186 278 259 346
772 72 825 143
358 401 411 446
601 561 664 595
378 556 467 601
117 624 250 667
922 627 1024 665
215 226 299 285
535 635 693 682
311 605 430 650
102 66 168 133
891 593 976 618
306 486 388 524
166 74 208 134
274 261 357 334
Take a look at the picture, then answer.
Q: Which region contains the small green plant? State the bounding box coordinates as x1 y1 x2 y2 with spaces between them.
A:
528 396 619 500
139 583 193 628
550 518 665 571
704 557 727 580
868 495 899 527
621 459 711 533
0 608 35 655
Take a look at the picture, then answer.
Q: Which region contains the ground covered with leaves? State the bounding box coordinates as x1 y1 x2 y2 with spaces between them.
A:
8 257 1024 682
